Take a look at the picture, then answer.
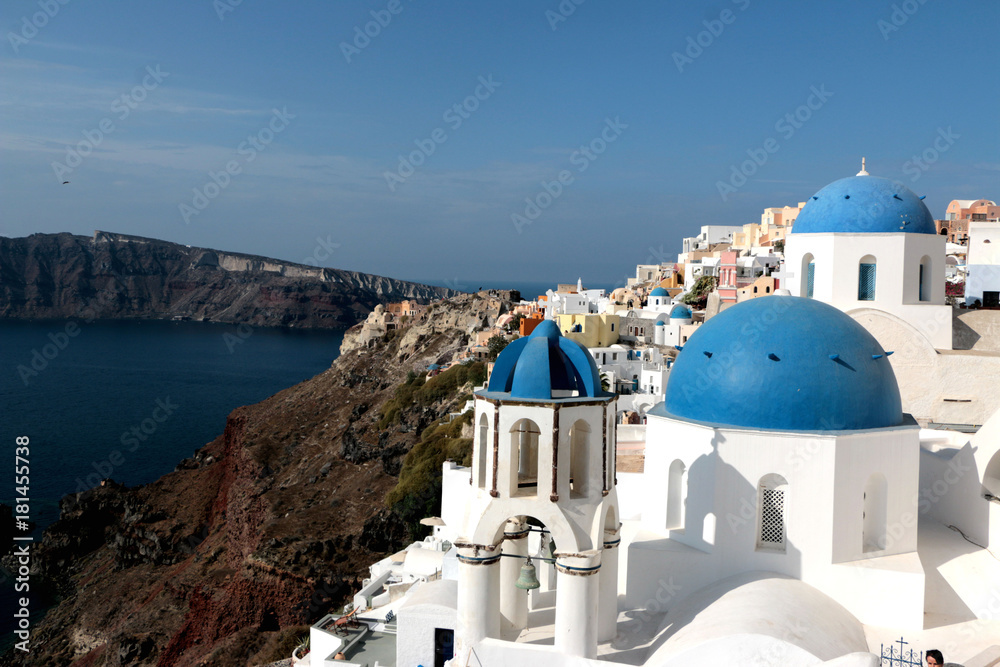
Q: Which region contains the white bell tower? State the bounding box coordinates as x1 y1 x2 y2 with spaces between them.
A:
455 320 620 661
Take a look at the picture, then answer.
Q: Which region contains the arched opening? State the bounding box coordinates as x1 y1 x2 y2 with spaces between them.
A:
756 473 788 552
569 420 590 499
491 515 561 642
667 459 686 530
863 473 888 553
919 255 932 302
478 413 490 489
510 419 539 497
858 255 877 301
800 253 815 298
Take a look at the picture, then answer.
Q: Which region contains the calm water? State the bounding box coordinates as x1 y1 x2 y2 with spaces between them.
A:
0 319 343 651
1 319 344 530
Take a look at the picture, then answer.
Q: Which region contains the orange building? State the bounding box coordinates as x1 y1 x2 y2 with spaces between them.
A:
519 313 545 336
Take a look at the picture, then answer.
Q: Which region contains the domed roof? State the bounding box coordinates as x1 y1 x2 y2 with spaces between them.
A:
650 287 668 297
654 320 665 326
791 175 936 235
486 320 606 400
669 304 692 319
663 296 903 431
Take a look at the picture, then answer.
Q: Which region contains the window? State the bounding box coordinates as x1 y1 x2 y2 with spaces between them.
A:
858 256 877 301
477 414 489 489
510 420 540 497
919 256 931 302
801 254 815 298
569 420 590 498
863 473 888 553
667 460 686 530
756 474 788 552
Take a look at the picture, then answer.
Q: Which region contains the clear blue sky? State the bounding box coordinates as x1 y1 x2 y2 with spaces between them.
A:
2 0 997 288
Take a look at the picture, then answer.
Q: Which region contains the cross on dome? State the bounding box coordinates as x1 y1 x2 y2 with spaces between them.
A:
857 157 869 176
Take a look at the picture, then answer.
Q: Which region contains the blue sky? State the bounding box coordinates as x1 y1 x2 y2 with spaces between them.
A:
2 0 998 288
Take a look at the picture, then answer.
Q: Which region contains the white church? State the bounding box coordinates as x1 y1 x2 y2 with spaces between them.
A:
299 168 1000 667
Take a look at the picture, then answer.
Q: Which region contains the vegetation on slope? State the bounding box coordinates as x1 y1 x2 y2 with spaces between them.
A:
380 361 486 538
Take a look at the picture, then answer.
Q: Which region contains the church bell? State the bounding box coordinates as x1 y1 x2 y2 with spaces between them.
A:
514 557 541 590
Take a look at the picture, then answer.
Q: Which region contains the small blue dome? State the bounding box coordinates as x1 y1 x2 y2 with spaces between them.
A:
486 320 606 400
662 296 903 431
669 305 692 319
791 175 935 235
654 321 665 326
650 287 668 297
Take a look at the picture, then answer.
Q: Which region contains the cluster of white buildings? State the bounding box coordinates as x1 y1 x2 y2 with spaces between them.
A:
297 166 1000 667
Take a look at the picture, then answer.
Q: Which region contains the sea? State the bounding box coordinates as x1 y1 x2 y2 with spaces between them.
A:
1 319 345 532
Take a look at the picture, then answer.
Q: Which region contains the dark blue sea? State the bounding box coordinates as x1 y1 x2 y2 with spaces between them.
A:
1 319 344 649
1 320 344 531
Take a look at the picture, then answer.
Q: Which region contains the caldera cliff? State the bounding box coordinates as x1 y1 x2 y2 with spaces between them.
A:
0 231 458 328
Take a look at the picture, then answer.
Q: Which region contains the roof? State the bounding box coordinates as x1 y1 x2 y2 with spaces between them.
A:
650 287 668 297
399 578 457 610
669 304 692 319
646 572 868 665
483 319 610 400
791 175 936 235
662 296 903 431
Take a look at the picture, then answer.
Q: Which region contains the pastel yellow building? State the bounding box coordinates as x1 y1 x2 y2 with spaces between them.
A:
556 313 620 348
733 202 806 250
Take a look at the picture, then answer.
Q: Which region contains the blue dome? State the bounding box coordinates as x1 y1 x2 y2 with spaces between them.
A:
486 320 606 400
791 176 936 235
662 296 903 431
650 287 668 297
654 321 665 326
669 305 692 319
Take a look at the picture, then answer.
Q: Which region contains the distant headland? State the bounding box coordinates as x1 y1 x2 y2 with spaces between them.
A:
0 231 459 329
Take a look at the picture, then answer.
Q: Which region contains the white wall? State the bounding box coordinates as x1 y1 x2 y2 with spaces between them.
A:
631 414 924 629
965 222 1000 303
785 232 952 349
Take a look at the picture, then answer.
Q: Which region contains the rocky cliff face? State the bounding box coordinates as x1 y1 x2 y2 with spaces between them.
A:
1 292 511 667
0 232 458 329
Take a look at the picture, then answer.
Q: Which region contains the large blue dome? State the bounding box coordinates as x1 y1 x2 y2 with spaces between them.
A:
791 175 936 235
662 296 903 431
485 320 607 400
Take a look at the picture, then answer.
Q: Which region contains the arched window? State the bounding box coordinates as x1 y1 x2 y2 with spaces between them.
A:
800 253 815 298
569 420 590 498
756 473 788 552
858 255 877 301
510 419 539 497
477 413 489 489
667 459 686 530
863 473 888 552
919 256 932 302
